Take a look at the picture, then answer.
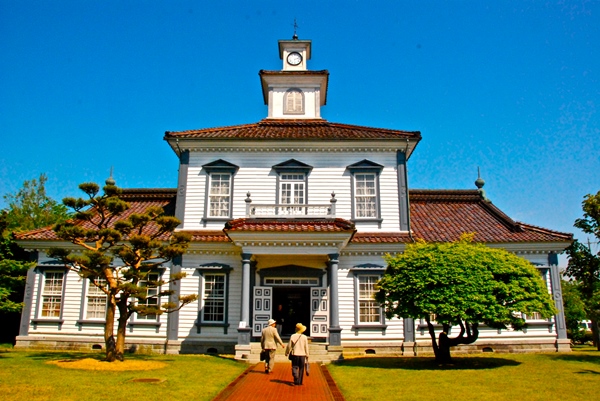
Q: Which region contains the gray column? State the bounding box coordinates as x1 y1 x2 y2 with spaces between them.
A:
166 256 182 341
237 253 252 345
548 262 568 340
174 150 189 224
328 253 342 346
18 266 37 336
396 150 410 232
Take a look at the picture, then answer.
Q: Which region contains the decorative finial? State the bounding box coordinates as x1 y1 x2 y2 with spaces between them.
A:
474 167 489 202
292 18 299 40
105 166 116 186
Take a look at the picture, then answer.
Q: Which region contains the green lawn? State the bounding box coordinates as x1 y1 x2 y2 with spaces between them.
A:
0 350 247 401
326 347 600 401
1 347 599 401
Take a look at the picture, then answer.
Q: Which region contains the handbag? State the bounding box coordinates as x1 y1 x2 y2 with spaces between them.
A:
305 361 310 376
260 350 267 361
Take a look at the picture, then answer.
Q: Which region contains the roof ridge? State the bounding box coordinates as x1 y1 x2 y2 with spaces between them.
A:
516 221 573 239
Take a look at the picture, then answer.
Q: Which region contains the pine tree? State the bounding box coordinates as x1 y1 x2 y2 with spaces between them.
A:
48 181 197 361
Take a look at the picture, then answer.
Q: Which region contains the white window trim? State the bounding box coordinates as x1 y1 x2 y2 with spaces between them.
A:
208 173 232 218
347 160 383 223
351 265 387 330
196 264 232 334
283 88 305 115
32 267 67 323
78 277 108 324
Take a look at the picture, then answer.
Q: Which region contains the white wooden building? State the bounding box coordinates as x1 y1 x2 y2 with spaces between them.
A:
15 37 573 361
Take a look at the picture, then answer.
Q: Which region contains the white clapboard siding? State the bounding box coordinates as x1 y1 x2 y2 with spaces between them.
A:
184 150 404 231
177 252 242 341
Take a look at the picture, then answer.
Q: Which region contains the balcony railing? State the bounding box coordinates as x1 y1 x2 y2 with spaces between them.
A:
245 192 337 218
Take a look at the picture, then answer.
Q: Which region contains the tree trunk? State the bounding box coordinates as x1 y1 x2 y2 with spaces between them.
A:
437 331 452 364
104 296 117 362
592 319 600 350
115 297 129 361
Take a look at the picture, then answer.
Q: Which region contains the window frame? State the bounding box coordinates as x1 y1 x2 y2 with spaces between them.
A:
347 160 383 223
272 159 313 212
128 270 164 328
78 277 108 324
196 263 232 334
202 159 239 222
208 173 232 218
283 88 305 115
32 266 67 324
351 264 387 331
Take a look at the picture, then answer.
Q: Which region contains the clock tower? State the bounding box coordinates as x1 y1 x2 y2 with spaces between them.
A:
259 36 329 119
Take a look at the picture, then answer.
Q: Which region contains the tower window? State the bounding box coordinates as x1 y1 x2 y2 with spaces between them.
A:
284 89 304 114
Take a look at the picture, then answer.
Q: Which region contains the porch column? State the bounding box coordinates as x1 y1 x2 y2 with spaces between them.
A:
167 256 182 342
328 253 342 346
548 252 569 351
237 253 252 345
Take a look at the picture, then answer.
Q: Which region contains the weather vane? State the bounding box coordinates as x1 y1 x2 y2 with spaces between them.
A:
292 18 299 40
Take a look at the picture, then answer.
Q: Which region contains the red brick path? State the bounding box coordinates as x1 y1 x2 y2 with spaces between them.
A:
212 361 345 401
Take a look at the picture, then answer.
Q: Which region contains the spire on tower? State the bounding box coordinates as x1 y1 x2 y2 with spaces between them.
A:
292 18 299 40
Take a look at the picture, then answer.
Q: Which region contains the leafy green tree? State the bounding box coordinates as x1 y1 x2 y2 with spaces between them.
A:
561 279 587 344
3 173 70 233
48 182 197 362
565 190 600 349
0 211 33 313
376 234 557 364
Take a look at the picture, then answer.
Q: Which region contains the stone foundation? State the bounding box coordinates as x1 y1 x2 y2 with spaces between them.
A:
14 335 571 360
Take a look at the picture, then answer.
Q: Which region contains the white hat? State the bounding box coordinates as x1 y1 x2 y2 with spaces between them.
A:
268 319 276 326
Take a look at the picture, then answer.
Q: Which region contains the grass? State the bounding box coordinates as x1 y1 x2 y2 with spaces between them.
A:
0 350 247 401
1 347 599 401
326 346 600 401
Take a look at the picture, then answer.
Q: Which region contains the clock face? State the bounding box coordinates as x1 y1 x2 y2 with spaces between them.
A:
287 52 302 66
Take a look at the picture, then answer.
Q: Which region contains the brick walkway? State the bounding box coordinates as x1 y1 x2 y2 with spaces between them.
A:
212 361 345 401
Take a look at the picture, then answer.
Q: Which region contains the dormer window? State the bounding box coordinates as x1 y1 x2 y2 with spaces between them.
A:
284 88 304 114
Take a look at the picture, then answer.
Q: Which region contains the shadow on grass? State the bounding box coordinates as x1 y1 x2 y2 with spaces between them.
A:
543 352 600 366
335 356 520 370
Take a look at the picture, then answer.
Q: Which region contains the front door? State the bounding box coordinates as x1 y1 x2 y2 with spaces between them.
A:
273 287 311 337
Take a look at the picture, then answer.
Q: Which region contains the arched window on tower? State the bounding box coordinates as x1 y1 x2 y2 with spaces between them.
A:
284 88 304 115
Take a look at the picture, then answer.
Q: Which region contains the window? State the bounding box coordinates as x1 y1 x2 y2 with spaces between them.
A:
86 278 107 319
284 88 304 114
355 173 377 218
347 160 383 221
280 173 305 214
196 264 231 334
137 272 160 321
202 159 239 220
525 312 543 320
358 275 381 323
41 271 64 318
351 265 386 331
272 159 312 216
209 173 231 217
202 274 226 322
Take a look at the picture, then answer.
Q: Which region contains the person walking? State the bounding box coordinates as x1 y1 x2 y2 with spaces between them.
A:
260 318 285 373
285 323 309 385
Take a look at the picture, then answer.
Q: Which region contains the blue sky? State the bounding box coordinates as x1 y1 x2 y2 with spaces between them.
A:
1 1 598 256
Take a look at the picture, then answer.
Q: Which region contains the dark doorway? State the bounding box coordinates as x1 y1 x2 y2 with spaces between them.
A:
272 287 311 337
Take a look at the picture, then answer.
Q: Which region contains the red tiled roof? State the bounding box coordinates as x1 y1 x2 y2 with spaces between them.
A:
407 189 573 243
15 189 178 241
15 188 572 246
224 218 356 232
164 119 421 141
